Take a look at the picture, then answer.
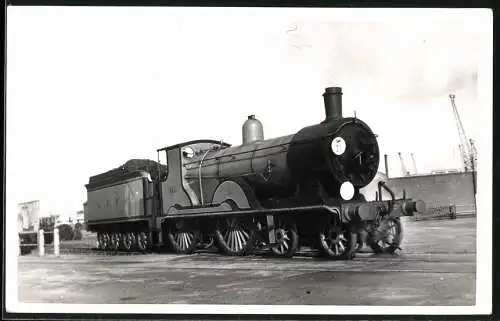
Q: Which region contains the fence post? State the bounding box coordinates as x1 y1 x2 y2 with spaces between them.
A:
38 229 45 256
449 204 457 219
54 228 60 257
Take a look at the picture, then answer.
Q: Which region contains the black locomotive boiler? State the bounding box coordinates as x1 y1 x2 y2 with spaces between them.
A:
84 87 426 259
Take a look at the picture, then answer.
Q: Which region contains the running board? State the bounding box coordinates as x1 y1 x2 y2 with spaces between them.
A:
162 199 424 222
164 204 341 219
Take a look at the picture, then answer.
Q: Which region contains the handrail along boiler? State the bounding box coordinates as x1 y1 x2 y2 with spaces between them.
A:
84 87 426 258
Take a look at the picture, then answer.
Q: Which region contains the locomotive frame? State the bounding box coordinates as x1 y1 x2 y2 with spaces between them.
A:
85 86 426 259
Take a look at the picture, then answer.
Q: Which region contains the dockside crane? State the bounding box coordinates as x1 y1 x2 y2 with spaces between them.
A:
449 94 477 172
411 153 418 174
449 93 477 213
398 152 410 176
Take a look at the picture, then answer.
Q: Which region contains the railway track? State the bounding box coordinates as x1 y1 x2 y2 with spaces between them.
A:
31 243 476 262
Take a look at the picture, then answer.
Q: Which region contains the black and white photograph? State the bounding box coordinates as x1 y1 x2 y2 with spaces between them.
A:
5 6 493 316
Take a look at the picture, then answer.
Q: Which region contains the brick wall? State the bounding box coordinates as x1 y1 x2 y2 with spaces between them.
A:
386 172 476 215
360 172 388 202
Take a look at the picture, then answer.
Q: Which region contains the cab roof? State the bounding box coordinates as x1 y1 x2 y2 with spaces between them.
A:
156 139 231 152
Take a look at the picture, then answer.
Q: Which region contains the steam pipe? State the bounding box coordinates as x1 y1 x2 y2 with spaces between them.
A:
323 87 343 122
378 181 395 208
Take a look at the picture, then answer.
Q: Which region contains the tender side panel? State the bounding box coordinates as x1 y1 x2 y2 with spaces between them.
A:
86 177 147 222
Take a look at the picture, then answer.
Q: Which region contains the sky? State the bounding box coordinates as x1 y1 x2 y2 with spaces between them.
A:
6 7 491 218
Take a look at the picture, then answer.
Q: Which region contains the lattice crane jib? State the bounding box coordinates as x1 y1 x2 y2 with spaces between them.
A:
449 94 475 171
410 153 418 174
398 152 409 176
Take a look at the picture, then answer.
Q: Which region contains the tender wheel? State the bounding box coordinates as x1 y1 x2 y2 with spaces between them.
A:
368 216 403 254
104 233 113 250
121 232 134 251
97 233 104 250
166 220 199 254
110 233 121 251
136 232 149 252
270 218 299 258
318 221 357 260
98 232 109 250
214 217 255 256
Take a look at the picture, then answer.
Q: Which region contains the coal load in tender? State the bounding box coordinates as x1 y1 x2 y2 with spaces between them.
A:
87 159 168 189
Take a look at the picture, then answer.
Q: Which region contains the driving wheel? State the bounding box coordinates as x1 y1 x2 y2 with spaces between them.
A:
166 219 199 254
214 217 255 256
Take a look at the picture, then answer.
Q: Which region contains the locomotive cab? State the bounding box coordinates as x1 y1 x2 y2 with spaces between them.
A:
156 139 232 214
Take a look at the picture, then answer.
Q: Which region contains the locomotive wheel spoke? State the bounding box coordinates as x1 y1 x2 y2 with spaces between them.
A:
318 221 357 260
109 233 116 250
103 233 111 250
102 233 108 250
110 233 116 250
233 231 241 251
214 217 255 256
177 232 194 250
166 219 198 254
97 233 107 250
121 232 134 251
271 218 299 258
115 233 121 250
99 233 105 250
226 225 248 252
97 233 102 250
136 232 148 252
110 233 120 251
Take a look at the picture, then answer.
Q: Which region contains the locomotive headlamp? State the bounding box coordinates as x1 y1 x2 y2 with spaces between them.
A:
331 136 346 155
147 173 152 182
340 181 355 201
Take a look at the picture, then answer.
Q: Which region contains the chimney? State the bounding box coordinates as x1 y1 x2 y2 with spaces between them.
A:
384 154 389 178
323 87 343 122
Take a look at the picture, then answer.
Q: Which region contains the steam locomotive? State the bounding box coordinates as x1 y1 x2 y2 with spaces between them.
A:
84 87 426 259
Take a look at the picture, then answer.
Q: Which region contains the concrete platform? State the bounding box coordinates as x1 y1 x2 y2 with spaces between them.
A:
17 216 476 305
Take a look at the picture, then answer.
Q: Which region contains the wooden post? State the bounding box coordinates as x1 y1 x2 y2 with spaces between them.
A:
54 228 60 257
38 229 45 256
